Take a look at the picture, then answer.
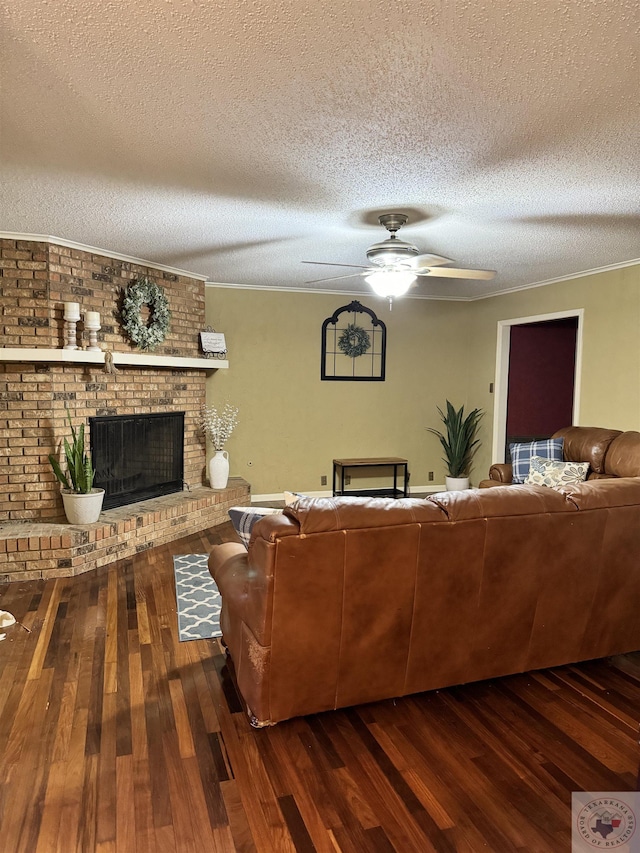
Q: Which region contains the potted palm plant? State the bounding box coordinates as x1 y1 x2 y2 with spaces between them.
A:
48 409 105 523
427 400 483 490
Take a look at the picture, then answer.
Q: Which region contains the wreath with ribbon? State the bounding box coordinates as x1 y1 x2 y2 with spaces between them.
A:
121 277 171 351
338 323 371 358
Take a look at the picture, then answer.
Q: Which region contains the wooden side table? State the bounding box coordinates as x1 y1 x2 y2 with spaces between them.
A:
332 457 409 498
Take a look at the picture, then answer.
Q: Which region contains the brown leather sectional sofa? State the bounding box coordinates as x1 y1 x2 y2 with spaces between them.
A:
479 425 640 487
209 473 640 726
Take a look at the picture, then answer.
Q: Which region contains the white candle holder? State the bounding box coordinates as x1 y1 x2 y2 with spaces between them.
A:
63 302 81 350
63 320 79 349
84 312 102 352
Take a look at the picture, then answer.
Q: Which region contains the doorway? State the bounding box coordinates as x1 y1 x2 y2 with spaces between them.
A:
492 310 583 463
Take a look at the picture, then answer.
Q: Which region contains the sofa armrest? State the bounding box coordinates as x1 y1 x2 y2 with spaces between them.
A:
208 541 274 646
489 463 513 483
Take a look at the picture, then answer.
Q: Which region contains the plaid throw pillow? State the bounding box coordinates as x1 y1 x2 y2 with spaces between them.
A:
509 438 564 483
228 506 282 549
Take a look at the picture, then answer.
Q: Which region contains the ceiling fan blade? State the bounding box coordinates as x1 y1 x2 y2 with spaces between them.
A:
304 272 367 284
302 261 370 269
407 253 453 268
415 267 496 280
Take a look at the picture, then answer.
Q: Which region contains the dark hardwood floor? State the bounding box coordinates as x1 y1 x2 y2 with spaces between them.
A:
1 522 639 852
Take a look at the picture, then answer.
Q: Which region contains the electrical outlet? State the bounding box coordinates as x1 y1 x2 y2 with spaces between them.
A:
345 475 351 485
428 471 434 481
321 475 327 485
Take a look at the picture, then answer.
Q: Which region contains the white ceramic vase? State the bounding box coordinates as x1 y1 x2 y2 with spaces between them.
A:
445 476 470 491
61 488 105 524
209 450 230 489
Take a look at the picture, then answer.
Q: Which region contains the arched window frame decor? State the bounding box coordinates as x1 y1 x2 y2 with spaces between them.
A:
321 300 387 381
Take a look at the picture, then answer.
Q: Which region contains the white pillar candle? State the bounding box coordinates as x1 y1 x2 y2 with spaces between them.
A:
84 311 101 327
63 301 81 321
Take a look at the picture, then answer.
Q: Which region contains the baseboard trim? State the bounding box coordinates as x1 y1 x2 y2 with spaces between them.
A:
251 485 445 504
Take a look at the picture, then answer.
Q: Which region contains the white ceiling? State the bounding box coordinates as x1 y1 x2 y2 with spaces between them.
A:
1 0 639 300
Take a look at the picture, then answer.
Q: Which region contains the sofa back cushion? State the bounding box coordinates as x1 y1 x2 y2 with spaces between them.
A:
604 431 640 477
552 426 621 473
284 496 445 534
429 483 575 521
557 477 640 510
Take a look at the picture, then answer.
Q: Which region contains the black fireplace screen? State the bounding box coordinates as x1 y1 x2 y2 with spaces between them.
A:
89 412 184 510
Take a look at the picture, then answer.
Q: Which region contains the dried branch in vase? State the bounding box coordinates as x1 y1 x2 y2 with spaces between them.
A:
200 403 239 451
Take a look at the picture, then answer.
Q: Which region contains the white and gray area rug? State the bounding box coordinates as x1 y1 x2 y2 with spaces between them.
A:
173 554 222 641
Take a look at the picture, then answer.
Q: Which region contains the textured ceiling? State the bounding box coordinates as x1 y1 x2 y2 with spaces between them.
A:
1 0 639 300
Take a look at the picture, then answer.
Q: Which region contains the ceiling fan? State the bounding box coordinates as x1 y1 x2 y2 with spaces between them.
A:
303 213 495 302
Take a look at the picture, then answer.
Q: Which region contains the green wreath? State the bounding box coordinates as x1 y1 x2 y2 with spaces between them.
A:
338 323 371 358
121 277 171 351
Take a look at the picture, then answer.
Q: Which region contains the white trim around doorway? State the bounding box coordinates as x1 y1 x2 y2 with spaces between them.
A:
491 309 584 464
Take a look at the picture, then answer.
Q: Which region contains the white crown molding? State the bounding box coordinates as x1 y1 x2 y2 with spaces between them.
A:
0 232 209 281
205 280 467 301
468 257 640 301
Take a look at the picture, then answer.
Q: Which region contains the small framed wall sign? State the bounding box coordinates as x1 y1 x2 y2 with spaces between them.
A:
200 327 227 358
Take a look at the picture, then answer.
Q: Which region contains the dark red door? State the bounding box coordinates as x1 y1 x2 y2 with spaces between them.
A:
506 317 578 454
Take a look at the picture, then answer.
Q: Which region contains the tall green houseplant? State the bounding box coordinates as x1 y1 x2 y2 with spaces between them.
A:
427 401 483 478
48 408 95 493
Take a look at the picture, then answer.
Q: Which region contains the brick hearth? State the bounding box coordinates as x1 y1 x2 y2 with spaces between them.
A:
0 479 249 582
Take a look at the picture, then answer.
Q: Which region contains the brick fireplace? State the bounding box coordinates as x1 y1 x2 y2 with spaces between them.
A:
0 236 249 581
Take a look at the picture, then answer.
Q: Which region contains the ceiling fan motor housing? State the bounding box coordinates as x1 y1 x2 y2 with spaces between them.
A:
366 212 419 266
366 238 419 265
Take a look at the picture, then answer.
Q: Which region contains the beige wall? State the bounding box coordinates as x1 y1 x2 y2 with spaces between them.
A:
206 264 640 496
467 265 640 478
205 287 472 495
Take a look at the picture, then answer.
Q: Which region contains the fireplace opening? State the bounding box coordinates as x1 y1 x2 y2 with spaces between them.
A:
90 412 185 510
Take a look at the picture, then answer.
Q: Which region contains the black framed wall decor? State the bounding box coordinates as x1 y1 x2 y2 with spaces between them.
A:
321 300 386 381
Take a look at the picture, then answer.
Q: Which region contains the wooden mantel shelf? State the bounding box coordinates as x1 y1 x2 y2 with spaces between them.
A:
0 348 228 370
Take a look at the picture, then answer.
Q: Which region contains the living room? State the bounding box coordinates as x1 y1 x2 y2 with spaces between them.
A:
2 1 640 851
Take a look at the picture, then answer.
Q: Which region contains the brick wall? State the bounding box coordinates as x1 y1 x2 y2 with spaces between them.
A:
0 238 210 522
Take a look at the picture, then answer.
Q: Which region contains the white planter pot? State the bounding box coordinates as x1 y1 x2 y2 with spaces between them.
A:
209 450 230 489
445 476 470 491
61 488 105 524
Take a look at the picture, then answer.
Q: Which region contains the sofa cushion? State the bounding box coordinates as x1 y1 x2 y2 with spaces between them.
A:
603 431 640 477
552 426 622 473
558 477 640 510
525 456 589 488
429 483 575 521
284 496 445 534
509 438 564 483
228 505 282 548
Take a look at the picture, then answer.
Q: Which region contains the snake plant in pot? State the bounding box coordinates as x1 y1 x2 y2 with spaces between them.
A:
48 409 105 523
427 400 483 490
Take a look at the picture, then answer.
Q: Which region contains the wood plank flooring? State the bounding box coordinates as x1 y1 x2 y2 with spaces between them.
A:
1 522 639 852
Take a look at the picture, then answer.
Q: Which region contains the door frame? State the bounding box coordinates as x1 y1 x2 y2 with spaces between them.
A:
491 309 584 463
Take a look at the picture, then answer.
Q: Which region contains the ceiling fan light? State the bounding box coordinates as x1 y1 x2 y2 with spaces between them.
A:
365 269 417 298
